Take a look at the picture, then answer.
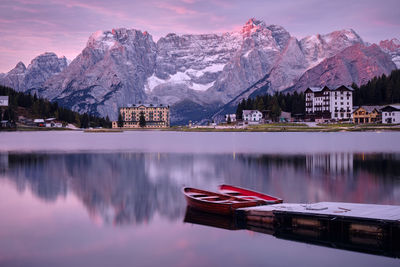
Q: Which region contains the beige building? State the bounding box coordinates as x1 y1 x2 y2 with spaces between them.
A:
113 104 170 128
352 106 381 124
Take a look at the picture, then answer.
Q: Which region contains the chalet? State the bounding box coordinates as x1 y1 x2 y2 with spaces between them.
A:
33 119 45 127
0 96 8 107
381 105 400 124
114 103 170 128
279 111 292 122
225 114 236 123
305 85 353 122
352 106 381 124
243 110 262 124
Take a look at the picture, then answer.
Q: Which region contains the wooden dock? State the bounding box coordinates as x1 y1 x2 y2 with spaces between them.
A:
236 202 400 258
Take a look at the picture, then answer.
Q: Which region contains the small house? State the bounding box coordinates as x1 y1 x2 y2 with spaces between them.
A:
243 110 262 124
225 114 236 123
352 106 381 124
381 105 400 124
33 119 45 127
279 111 292 122
0 96 9 107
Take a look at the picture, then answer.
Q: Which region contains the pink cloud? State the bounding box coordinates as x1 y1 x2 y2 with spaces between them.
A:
157 2 198 15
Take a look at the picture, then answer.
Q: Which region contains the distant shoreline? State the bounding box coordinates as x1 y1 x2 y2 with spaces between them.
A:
2 123 400 133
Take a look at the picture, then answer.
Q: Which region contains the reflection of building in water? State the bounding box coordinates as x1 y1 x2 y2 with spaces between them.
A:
0 153 8 171
306 153 353 174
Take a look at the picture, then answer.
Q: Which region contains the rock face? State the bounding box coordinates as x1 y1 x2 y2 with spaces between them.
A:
291 44 397 93
1 19 399 124
379 38 400 68
42 28 157 117
0 53 67 92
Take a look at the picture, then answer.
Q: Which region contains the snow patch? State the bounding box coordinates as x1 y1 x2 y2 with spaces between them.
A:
185 63 225 78
203 63 225 73
392 56 400 69
145 74 166 92
243 50 252 58
191 81 215 91
145 71 216 92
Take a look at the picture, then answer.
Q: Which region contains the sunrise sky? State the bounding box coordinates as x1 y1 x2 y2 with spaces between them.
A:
0 0 399 72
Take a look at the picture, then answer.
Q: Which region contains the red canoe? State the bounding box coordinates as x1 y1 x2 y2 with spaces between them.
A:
182 187 259 215
219 184 283 204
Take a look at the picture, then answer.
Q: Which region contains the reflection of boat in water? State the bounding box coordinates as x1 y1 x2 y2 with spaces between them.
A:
184 206 400 259
219 184 283 204
184 206 241 231
182 187 259 215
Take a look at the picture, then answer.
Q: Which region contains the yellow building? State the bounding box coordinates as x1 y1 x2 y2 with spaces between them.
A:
113 104 170 128
352 106 381 124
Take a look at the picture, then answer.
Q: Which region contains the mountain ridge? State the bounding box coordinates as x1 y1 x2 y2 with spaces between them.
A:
0 18 398 124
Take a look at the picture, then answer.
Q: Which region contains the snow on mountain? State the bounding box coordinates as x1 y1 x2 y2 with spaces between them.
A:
379 38 400 68
299 29 364 69
1 18 398 124
42 28 157 117
291 44 396 93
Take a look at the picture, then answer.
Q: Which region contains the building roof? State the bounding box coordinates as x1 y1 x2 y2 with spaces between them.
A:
305 85 353 93
353 105 382 113
243 110 262 116
0 96 9 100
124 103 168 108
381 104 400 111
280 111 292 119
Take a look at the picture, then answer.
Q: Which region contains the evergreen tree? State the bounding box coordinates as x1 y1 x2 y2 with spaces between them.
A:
236 99 244 120
117 112 124 127
139 112 146 127
256 97 264 111
269 97 281 122
227 114 231 124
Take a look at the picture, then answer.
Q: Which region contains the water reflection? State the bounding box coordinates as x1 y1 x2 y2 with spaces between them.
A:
184 207 400 259
0 152 399 227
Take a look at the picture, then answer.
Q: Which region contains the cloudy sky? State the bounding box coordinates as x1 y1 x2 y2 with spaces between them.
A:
0 0 399 72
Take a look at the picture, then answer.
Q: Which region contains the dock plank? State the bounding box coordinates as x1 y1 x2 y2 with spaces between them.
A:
240 202 400 222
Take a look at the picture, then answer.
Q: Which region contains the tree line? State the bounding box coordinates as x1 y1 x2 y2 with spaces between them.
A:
352 69 400 106
236 92 305 121
0 85 111 128
235 69 400 121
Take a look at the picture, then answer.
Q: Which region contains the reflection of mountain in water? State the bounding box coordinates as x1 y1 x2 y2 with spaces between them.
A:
1 153 185 225
0 152 399 226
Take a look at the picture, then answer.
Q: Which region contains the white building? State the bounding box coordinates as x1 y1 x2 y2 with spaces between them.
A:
381 105 400 124
0 96 8 107
305 85 353 122
225 114 236 123
243 110 262 124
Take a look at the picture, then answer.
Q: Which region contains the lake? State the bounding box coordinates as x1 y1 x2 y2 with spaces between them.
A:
0 131 399 266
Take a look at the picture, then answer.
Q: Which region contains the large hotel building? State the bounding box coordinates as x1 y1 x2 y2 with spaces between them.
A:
112 103 170 128
305 85 353 122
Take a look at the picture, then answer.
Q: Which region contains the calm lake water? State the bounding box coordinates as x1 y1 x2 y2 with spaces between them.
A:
0 131 400 266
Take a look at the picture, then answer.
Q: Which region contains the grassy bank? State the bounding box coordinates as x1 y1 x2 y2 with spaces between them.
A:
172 124 400 132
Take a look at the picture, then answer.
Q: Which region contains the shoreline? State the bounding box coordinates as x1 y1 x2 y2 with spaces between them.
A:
2 123 400 133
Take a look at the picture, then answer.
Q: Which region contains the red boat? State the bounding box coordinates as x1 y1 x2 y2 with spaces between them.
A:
219 184 283 204
182 187 259 215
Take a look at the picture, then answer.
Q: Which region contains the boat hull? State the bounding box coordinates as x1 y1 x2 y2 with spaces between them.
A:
219 184 283 204
183 187 259 215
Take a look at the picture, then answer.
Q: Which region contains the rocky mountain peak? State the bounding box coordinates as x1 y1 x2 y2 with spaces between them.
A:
11 62 27 73
379 38 400 52
326 29 363 45
240 18 268 36
379 38 400 68
1 22 398 125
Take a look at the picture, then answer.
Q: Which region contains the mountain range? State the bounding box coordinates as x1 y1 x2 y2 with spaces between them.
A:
0 18 399 124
